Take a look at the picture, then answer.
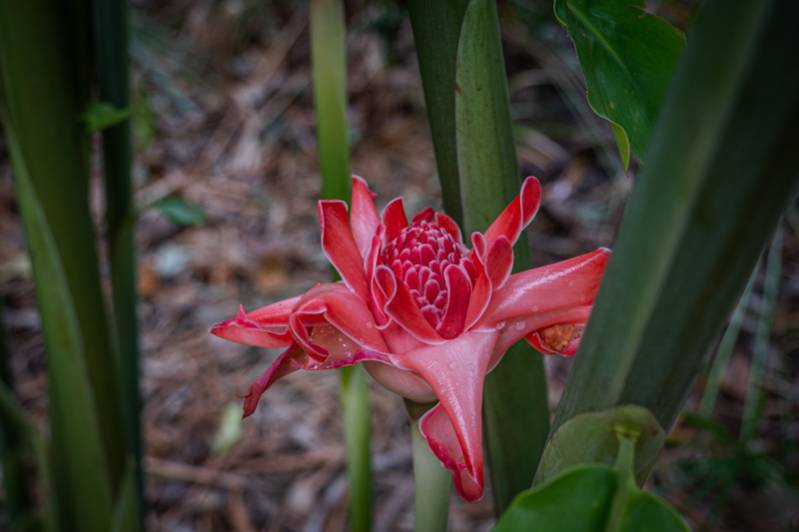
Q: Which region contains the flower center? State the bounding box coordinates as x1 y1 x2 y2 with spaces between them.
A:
380 220 475 328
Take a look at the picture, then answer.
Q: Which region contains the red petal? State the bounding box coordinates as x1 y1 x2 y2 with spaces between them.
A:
484 176 542 249
483 248 610 325
319 200 370 301
375 266 443 344
382 197 409 242
350 176 380 260
419 405 483 500
392 330 499 501
435 212 463 244
288 283 389 360
437 265 472 339
463 257 491 331
485 236 513 289
412 207 435 223
210 302 296 349
243 345 393 417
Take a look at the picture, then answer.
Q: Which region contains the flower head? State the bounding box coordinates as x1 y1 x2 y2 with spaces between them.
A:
211 176 609 500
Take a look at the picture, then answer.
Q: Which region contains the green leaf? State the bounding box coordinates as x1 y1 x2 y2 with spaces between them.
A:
551 0 799 447
535 405 665 486
554 0 684 164
153 196 207 226
455 0 550 513
497 430 687 532
408 0 468 227
83 102 131 132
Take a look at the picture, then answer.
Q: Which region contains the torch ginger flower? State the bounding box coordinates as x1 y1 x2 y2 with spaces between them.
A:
211 176 609 501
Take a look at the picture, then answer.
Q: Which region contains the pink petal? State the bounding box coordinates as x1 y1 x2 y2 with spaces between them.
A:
437 264 472 339
243 345 393 417
375 266 444 344
492 306 592 364
363 361 436 403
210 302 296 349
350 176 380 260
419 404 483 500
382 197 409 242
319 200 370 301
484 176 542 249
484 235 513 289
435 212 463 244
392 329 500 501
288 283 389 360
482 248 610 325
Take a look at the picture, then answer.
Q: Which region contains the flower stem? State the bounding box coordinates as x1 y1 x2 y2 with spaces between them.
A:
340 366 373 532
407 401 451 532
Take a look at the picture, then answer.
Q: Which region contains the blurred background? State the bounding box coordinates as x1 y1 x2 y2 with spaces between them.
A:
0 0 797 530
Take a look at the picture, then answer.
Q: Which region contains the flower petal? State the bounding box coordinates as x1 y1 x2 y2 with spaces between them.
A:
382 197 409 242
437 264 472 339
210 301 296 349
350 176 380 260
484 176 542 249
482 247 610 325
375 266 444 344
392 329 499 501
419 404 483 500
435 212 463 244
243 345 393 417
319 200 370 301
412 207 435 223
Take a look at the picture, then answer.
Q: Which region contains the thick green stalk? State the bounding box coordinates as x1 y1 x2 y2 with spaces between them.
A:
407 0 469 227
407 401 451 532
550 0 799 442
0 0 126 529
699 268 757 417
740 226 782 442
310 1 372 530
93 0 143 525
455 0 550 513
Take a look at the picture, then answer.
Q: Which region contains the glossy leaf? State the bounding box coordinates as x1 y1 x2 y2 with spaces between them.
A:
552 0 799 446
554 0 684 165
535 405 665 486
455 0 550 513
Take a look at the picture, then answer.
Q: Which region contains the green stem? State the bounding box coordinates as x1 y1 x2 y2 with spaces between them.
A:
340 365 373 532
740 225 782 442
699 267 757 417
454 0 549 513
407 401 451 532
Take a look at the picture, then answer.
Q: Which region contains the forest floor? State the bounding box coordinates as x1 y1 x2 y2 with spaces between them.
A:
1 2 797 531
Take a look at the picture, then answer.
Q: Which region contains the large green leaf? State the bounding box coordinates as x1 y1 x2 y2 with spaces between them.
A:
455 0 550 513
496 431 687 532
408 0 469 226
310 2 373 530
551 0 799 447
554 0 684 166
535 405 664 486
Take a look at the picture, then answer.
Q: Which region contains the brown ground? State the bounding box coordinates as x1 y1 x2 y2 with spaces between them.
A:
1 1 797 531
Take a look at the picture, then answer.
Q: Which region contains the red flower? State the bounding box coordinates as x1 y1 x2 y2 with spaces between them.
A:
211 176 609 500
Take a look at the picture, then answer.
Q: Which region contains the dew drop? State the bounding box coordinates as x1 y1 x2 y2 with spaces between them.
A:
495 321 506 330
448 361 457 370
515 321 525 331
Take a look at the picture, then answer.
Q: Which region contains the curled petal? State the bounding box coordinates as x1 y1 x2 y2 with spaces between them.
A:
484 176 542 249
288 283 389 360
435 212 463 244
319 200 370 301
483 247 610 325
437 264 472 339
382 197 409 242
375 266 443 344
526 323 584 356
210 300 297 349
392 329 499 501
419 404 483 500
243 345 392 417
350 176 380 259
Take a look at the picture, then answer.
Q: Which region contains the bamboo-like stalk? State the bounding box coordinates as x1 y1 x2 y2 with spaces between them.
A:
93 1 143 526
0 0 128 529
310 1 373 530
549 0 799 452
454 0 550 513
